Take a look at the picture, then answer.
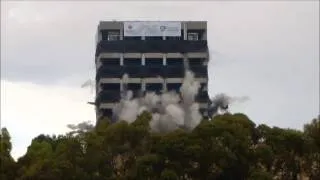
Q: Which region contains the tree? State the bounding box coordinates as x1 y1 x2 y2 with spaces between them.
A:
6 113 320 180
303 117 320 179
16 135 55 180
0 128 17 180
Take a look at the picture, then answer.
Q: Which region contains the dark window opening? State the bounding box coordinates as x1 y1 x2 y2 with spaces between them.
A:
124 66 142 78
124 36 141 40
145 58 163 66
166 58 184 66
101 83 120 91
127 83 141 91
146 83 163 93
188 58 206 66
145 36 163 40
97 91 121 103
100 58 120 66
96 39 208 55
124 58 141 66
189 66 208 78
144 66 163 77
166 36 181 40
164 66 185 78
97 66 124 79
196 91 209 103
167 83 181 92
101 109 113 117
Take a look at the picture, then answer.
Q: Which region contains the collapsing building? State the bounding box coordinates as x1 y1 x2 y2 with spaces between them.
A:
94 21 210 124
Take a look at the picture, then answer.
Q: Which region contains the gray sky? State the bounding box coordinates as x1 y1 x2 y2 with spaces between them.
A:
1 1 319 159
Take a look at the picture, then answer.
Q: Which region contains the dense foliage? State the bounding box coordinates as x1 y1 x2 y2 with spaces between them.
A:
1 112 319 180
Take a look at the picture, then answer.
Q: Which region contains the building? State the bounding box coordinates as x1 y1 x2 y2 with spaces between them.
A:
94 21 209 121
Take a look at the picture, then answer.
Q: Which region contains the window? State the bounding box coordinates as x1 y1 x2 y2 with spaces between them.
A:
146 83 163 93
101 83 120 91
145 36 163 40
166 58 183 66
123 58 141 66
166 36 181 40
124 36 141 40
101 109 113 116
127 83 141 91
145 58 163 66
99 66 123 78
190 65 207 77
107 31 120 41
167 83 181 92
196 91 209 103
164 66 184 78
99 91 121 103
188 58 206 66
187 32 199 41
100 58 120 66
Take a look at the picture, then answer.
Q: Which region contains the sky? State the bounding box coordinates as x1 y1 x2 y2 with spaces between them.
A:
1 1 319 159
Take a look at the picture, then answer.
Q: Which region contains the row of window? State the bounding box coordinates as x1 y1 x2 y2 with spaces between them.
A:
100 83 207 92
99 58 206 66
96 66 208 80
96 91 209 105
102 30 204 41
96 38 208 55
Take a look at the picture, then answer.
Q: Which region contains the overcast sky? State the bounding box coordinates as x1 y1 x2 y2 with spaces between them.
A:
1 1 319 159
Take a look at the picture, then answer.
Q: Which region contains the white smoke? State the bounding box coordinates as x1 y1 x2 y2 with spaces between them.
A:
112 70 203 133
112 71 249 132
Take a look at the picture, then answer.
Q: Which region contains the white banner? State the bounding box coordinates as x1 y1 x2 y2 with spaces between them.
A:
124 21 181 37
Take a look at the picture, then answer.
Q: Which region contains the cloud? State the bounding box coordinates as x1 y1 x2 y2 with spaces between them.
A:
0 79 95 159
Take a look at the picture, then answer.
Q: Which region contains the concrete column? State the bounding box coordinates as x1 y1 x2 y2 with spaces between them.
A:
163 54 167 66
183 53 189 70
120 24 124 40
163 78 167 92
120 80 123 91
141 79 146 91
142 54 145 66
120 53 124 66
183 22 187 40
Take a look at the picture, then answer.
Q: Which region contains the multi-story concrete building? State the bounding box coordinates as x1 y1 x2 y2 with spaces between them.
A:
95 21 209 121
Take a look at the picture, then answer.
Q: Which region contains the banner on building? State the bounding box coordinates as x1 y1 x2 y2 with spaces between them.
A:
124 21 181 37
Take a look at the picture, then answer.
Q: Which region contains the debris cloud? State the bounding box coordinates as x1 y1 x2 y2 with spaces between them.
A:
112 71 249 132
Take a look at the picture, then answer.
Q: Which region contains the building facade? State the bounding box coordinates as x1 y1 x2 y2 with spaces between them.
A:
95 21 209 120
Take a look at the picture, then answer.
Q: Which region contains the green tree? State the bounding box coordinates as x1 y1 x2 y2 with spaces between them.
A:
303 117 320 179
8 113 320 180
0 128 17 180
